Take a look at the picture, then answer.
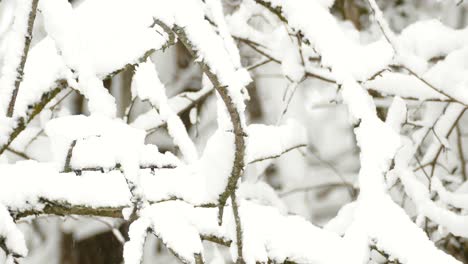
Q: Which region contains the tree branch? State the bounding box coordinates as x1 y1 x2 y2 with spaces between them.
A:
6 0 40 117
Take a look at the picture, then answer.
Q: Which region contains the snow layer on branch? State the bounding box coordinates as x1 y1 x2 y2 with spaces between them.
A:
13 37 71 118
399 19 468 61
363 194 460 264
124 217 151 264
131 86 213 131
238 182 287 213
324 201 357 235
0 161 132 210
398 168 468 239
0 114 311 210
386 97 407 133
0 203 27 257
127 200 350 264
245 119 306 163
423 47 468 104
132 60 198 163
143 202 207 264
195 124 236 202
262 0 393 82
364 72 448 101
0 0 35 115
40 0 164 77
153 0 251 122
225 0 273 47
205 0 242 69
45 115 146 173
0 117 15 147
421 103 465 164
238 200 348 263
433 177 468 211
257 1 459 262
39 0 169 117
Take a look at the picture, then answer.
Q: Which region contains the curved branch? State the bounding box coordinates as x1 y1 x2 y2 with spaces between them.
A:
158 23 247 219
158 22 247 263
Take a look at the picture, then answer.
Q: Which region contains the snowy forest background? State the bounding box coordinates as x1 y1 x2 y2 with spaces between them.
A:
0 0 468 263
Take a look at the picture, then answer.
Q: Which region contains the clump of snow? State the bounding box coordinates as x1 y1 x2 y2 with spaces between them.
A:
399 19 468 61
13 37 71 118
44 115 145 171
245 119 306 163
0 203 27 257
132 60 198 163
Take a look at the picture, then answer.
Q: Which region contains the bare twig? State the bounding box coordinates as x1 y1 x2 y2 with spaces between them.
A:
6 148 30 160
248 144 306 164
299 148 356 198
49 88 75 111
280 182 356 197
63 140 77 173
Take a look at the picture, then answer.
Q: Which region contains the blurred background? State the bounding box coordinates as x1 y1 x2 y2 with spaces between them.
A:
0 0 467 263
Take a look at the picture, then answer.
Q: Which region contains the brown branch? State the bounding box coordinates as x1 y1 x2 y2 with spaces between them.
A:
403 66 467 107
428 108 466 177
230 192 245 264
456 125 467 181
6 147 30 160
152 20 247 263
0 82 65 156
239 37 336 84
163 25 246 222
15 196 216 221
6 0 40 117
63 139 77 173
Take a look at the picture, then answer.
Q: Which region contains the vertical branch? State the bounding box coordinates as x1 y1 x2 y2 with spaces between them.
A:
456 125 467 181
230 192 244 264
63 140 77 173
6 0 40 117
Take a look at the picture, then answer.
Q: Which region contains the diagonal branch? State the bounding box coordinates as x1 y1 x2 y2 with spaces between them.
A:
6 0 40 117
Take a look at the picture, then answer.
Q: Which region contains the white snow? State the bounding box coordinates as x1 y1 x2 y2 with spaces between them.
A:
0 203 27 257
1 0 467 263
132 60 198 163
0 0 36 116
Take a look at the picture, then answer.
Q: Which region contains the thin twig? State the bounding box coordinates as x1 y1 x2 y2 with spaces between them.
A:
299 148 356 198
456 125 467 181
246 58 273 71
49 88 75 111
248 144 306 164
230 192 245 264
6 148 30 160
280 182 355 197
